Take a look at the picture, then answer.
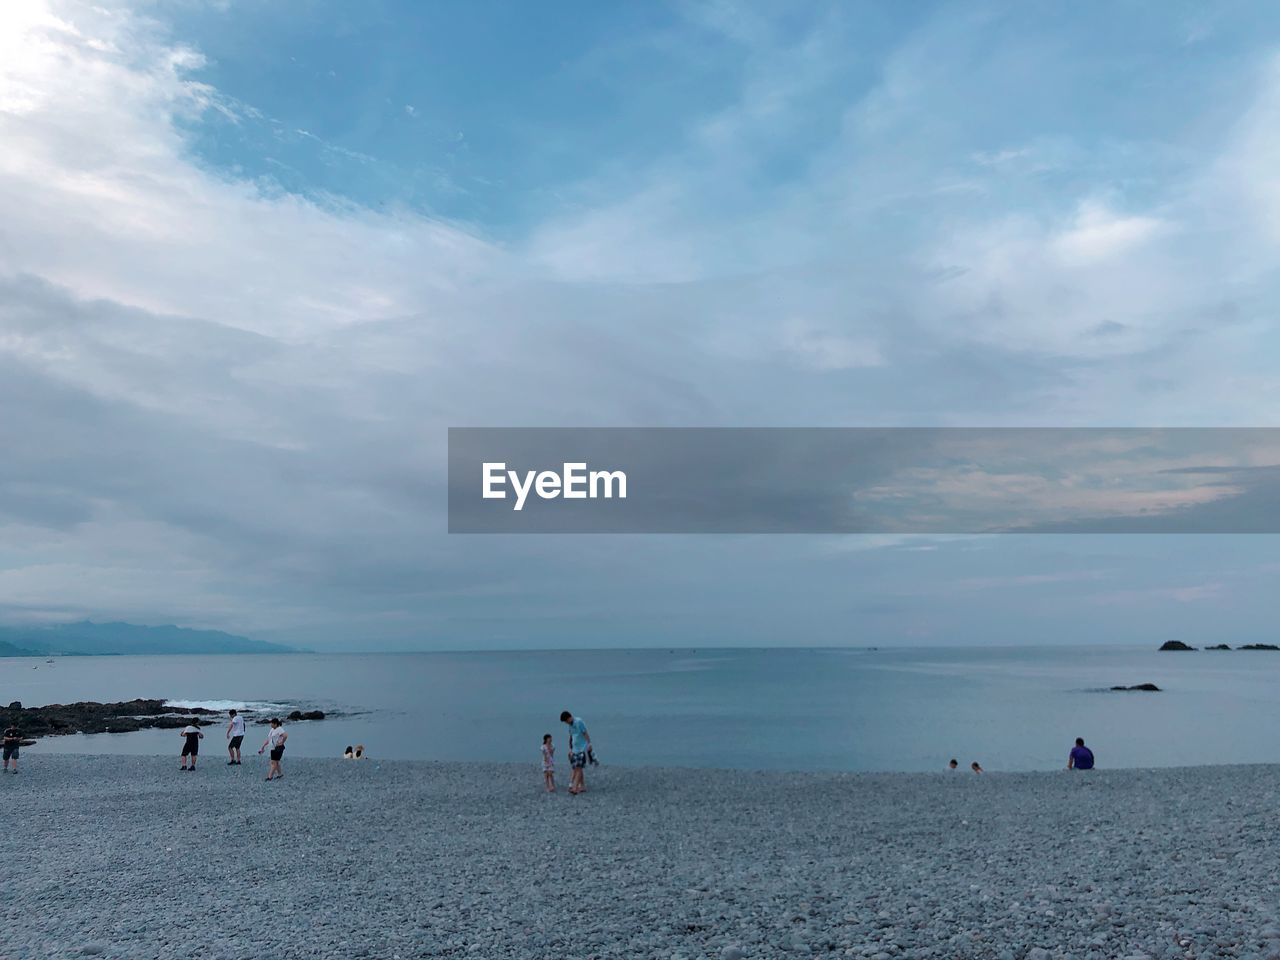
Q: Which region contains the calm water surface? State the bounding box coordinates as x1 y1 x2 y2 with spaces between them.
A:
5 646 1279 772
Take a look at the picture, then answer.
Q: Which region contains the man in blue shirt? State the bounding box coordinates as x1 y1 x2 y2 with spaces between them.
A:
1068 737 1095 770
560 711 592 795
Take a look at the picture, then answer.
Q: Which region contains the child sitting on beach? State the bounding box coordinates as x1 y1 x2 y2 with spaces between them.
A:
343 746 355 759
541 733 555 792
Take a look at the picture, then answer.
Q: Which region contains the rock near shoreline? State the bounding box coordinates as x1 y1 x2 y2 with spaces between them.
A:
1159 640 1279 651
0 699 325 740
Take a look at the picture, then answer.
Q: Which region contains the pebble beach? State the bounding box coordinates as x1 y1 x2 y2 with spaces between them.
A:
5 755 1280 960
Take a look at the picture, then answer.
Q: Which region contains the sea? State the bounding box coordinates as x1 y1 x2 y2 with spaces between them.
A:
4 646 1279 772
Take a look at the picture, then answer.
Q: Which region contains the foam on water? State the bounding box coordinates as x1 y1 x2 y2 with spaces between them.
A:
163 699 292 713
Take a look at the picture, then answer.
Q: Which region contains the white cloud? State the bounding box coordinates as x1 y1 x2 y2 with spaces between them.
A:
919 197 1184 356
0 1 500 338
2 1 1280 643
1201 53 1280 252
1050 201 1168 267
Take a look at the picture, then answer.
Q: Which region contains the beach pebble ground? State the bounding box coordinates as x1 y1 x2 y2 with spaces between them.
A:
4 755 1280 959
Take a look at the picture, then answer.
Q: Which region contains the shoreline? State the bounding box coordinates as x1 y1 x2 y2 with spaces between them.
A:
6 756 1280 958
11 646 1280 773
14 746 1280 777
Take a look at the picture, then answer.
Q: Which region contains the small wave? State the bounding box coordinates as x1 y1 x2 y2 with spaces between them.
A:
163 699 292 713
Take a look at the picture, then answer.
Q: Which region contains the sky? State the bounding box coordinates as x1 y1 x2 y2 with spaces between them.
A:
2 1 1280 650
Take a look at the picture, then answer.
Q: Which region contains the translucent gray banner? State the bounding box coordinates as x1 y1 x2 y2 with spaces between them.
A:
447 428 1280 533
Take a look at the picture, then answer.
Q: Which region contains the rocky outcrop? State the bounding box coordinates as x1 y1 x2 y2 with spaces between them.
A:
0 699 328 740
254 709 326 725
0 699 217 738
1110 683 1161 692
1159 641 1279 651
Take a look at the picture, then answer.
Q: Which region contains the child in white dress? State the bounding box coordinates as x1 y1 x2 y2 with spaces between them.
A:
541 733 555 793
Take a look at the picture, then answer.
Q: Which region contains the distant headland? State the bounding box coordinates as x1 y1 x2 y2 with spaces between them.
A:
0 620 295 657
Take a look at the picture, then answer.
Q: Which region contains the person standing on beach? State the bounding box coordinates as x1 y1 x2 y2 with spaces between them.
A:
259 718 287 780
1068 737 1095 770
179 721 203 771
226 709 246 765
541 733 556 793
560 711 591 795
3 725 20 774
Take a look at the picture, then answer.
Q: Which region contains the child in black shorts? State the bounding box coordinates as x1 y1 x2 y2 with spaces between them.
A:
179 721 204 771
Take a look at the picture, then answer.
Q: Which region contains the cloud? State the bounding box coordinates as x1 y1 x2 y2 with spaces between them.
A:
781 319 884 371
0 3 499 338
1093 581 1226 606
1050 201 1169 266
920 198 1184 356
2 1 1280 645
1204 53 1280 250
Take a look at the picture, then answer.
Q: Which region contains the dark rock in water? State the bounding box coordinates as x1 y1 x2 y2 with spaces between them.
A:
1206 644 1232 650
1110 683 1161 692
1158 641 1196 651
0 698 219 739
0 699 326 740
258 710 325 724
1239 643 1280 651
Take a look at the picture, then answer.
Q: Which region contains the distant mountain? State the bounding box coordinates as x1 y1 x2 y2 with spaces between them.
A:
0 639 39 657
0 621 294 656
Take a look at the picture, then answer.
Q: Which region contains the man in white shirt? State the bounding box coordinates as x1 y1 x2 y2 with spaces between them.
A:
226 709 246 766
259 718 288 781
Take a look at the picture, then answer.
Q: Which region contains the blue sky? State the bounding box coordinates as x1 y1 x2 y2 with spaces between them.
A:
1 1 1280 649
169 3 1268 235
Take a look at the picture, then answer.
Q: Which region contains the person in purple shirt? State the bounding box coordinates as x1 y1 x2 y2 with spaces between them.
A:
1068 737 1095 770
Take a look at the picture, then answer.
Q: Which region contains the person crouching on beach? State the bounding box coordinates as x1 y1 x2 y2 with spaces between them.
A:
560 711 591 795
179 720 203 771
541 733 556 792
1068 737 1095 770
226 708 246 765
259 718 287 780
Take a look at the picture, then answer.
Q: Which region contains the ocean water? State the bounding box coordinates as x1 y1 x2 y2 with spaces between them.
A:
5 646 1280 772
